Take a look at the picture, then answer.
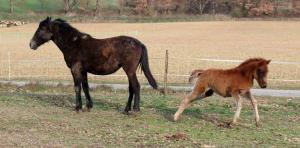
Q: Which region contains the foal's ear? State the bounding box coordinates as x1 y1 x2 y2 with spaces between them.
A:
266 60 271 64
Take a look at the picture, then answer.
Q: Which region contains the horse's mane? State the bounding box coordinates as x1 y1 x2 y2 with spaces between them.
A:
52 18 92 39
237 58 266 68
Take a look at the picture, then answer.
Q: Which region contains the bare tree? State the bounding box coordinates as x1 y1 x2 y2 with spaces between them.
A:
64 0 70 13
9 0 14 13
63 0 78 14
95 0 101 17
198 0 210 15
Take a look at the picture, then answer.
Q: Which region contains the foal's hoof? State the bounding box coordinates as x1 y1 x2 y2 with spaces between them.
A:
173 113 181 121
255 122 261 127
229 121 237 127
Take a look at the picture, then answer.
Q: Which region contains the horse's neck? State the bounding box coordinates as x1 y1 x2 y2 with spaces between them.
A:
52 32 76 55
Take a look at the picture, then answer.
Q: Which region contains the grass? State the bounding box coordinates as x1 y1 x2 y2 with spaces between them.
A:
0 84 299 147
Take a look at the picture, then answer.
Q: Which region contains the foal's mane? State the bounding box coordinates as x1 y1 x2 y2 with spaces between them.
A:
52 18 92 39
237 58 266 68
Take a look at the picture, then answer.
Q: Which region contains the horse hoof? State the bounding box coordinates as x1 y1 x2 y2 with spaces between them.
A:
122 110 130 115
75 106 82 113
133 106 140 112
133 108 140 112
75 109 82 113
86 105 93 112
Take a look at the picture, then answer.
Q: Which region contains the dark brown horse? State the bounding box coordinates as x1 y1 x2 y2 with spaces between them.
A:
174 58 271 127
29 17 158 113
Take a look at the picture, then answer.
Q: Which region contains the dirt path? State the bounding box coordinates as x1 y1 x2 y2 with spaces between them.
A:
1 80 299 98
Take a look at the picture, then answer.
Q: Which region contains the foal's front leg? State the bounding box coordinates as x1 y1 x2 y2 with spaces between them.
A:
71 64 83 112
244 91 260 127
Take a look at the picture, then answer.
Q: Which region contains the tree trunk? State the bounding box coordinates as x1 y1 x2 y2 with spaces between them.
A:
199 0 209 15
95 0 101 17
9 0 14 13
64 0 70 14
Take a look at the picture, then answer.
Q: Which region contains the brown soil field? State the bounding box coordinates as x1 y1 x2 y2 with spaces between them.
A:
0 21 300 89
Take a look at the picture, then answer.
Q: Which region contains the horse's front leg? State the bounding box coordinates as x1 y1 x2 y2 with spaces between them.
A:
82 72 93 111
71 64 83 112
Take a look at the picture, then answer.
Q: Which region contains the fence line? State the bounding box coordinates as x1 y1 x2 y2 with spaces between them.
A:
1 50 300 84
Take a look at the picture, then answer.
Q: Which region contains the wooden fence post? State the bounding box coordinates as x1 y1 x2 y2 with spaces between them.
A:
8 51 11 81
164 50 168 95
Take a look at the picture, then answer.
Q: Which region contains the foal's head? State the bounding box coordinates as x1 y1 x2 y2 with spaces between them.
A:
238 58 271 88
30 17 53 50
254 59 271 88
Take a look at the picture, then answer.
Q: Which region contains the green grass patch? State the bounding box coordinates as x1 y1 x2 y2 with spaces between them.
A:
0 84 299 147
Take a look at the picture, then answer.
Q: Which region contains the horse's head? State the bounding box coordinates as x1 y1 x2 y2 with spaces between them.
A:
254 59 271 88
30 17 53 50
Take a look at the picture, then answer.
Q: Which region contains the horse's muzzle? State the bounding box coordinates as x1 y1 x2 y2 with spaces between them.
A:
29 40 37 50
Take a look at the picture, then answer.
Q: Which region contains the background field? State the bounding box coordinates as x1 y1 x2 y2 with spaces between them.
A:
1 21 300 89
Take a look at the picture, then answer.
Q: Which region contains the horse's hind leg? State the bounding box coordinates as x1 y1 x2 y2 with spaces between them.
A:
82 72 93 111
130 74 140 112
124 71 140 112
174 82 210 121
244 91 260 127
124 83 134 113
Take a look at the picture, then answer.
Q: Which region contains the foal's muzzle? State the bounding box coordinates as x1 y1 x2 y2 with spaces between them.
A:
259 82 267 88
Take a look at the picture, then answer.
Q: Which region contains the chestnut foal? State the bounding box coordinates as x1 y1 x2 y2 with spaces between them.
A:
174 58 271 127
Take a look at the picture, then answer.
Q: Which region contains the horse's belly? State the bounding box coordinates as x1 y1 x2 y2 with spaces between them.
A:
86 63 121 75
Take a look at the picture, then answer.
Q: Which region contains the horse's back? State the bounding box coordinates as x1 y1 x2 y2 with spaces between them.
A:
78 35 144 75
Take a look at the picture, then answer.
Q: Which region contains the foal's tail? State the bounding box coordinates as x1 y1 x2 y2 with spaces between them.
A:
189 69 204 83
140 44 158 89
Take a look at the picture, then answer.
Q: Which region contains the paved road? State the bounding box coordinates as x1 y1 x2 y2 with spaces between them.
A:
1 80 300 97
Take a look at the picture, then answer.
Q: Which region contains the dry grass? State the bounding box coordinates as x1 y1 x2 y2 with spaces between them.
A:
0 21 300 88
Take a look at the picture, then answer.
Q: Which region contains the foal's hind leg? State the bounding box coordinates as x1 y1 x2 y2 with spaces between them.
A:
244 91 260 127
82 72 93 111
174 83 211 121
231 93 243 125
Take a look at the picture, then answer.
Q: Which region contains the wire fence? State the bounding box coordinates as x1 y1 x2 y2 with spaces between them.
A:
1 49 300 89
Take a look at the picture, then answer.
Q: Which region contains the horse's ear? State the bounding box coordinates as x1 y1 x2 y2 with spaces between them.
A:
46 16 52 22
267 60 271 64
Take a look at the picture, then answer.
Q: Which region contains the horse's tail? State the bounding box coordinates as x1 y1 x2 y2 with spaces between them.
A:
140 44 158 89
189 69 204 84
